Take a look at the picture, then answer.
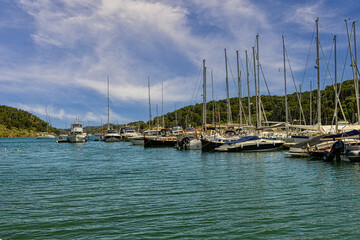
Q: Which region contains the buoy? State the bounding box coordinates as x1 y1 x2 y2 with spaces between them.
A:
4 148 6 151
17 149 19 152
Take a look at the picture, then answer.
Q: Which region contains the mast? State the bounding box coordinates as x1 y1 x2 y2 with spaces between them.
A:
203 59 207 129
299 84 302 124
246 50 251 125
334 35 338 132
175 104 178 126
224 48 231 124
252 47 258 128
282 35 289 135
211 70 215 125
45 107 49 133
316 18 321 130
236 50 242 125
345 20 359 124
256 34 261 127
310 81 312 125
148 76 152 129
354 21 360 123
107 76 110 130
162 82 164 128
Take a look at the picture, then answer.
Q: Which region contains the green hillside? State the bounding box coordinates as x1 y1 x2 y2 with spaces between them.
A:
0 105 57 137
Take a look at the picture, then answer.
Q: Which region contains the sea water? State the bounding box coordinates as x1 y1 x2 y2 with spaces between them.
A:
1 137 360 239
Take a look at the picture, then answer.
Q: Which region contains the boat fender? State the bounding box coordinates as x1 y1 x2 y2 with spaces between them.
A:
256 142 259 147
241 144 243 149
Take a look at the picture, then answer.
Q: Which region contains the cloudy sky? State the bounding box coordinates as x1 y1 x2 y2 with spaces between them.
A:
0 0 359 128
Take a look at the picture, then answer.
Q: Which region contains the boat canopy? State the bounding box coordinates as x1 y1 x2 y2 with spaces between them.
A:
322 130 360 139
224 136 260 145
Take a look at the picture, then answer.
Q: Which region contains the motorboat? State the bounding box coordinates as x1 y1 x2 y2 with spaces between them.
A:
128 129 160 145
120 127 139 141
68 122 86 143
214 136 284 152
103 129 121 142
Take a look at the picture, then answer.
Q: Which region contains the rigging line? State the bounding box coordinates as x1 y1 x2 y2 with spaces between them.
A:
320 40 332 90
338 34 351 104
187 66 203 124
301 23 316 88
227 56 239 96
319 41 347 122
259 63 277 120
285 46 307 125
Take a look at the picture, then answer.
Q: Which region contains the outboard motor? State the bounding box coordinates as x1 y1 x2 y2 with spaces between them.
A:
324 140 344 162
177 137 190 150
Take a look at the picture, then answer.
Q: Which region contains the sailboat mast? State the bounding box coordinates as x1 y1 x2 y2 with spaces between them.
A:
256 34 261 127
107 76 110 130
282 35 288 135
345 20 359 124
236 50 242 125
310 81 312 125
211 70 215 125
148 76 152 129
203 59 207 129
225 48 231 124
334 35 338 133
354 21 360 123
252 47 258 128
162 82 164 128
246 50 251 125
316 18 321 130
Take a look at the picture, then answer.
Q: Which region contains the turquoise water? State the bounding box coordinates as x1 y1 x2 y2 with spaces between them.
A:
1 137 360 239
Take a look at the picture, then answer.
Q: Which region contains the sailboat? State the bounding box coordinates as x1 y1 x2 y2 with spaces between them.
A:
36 108 55 139
103 76 121 142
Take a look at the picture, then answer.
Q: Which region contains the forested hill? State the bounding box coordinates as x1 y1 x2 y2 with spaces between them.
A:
157 79 359 128
0 105 54 137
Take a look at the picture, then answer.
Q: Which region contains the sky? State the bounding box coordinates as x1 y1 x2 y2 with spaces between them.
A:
0 0 359 128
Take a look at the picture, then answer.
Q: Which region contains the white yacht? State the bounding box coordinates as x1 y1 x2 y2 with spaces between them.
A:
120 127 140 141
103 129 121 142
68 122 86 143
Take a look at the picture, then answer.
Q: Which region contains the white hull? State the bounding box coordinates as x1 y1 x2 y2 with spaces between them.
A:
128 137 144 145
36 135 55 139
68 134 86 143
104 136 120 142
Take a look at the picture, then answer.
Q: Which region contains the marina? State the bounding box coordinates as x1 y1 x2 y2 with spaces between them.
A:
1 1 360 239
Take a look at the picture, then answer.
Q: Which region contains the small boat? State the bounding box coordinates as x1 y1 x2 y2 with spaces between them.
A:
120 127 139 141
214 136 284 152
177 136 202 150
36 108 55 139
103 129 121 142
36 132 55 139
56 135 68 143
128 129 161 145
68 122 87 143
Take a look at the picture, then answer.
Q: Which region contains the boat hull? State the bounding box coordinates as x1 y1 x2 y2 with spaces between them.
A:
144 138 177 148
68 134 86 143
216 141 284 152
201 139 224 152
128 137 144 145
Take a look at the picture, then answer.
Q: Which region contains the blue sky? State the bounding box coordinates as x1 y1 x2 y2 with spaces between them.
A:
0 0 359 128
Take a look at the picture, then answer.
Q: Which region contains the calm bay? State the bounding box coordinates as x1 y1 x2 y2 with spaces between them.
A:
1 137 360 239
